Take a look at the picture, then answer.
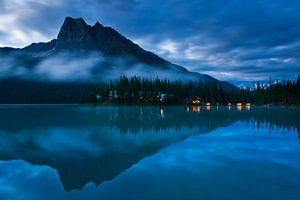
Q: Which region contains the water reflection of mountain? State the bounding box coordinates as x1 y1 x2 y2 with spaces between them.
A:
0 106 299 191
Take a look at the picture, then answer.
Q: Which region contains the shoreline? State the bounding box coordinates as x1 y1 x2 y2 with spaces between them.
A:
0 103 299 107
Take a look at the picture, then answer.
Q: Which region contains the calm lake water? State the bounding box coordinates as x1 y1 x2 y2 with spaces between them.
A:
0 105 299 200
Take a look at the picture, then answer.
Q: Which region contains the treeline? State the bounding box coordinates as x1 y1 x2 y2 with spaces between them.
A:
83 76 239 104
83 73 300 105
246 76 300 105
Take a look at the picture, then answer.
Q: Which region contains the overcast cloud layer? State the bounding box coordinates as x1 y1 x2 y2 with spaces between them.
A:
0 0 300 85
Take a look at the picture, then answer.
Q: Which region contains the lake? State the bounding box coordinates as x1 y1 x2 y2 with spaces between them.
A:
0 105 299 200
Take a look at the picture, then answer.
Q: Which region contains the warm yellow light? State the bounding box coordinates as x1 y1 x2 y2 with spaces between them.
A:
236 103 242 106
192 100 200 104
206 103 211 106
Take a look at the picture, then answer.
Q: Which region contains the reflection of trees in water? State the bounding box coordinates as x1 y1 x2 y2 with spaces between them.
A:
99 107 300 137
0 106 298 137
0 106 299 191
239 108 300 140
109 107 237 135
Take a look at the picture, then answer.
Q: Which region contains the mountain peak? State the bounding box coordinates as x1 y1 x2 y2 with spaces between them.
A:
94 21 104 28
54 17 169 63
55 17 93 51
64 17 87 26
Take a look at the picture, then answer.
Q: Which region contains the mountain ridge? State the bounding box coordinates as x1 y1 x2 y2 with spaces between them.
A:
57 17 172 66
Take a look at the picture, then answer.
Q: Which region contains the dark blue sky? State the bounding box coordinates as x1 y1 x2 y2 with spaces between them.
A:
0 0 299 85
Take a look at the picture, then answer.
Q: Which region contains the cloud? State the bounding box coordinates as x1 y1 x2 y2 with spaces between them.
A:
0 0 300 84
0 52 199 83
34 53 102 82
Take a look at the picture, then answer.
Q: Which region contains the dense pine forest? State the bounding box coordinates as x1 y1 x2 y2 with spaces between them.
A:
84 73 300 105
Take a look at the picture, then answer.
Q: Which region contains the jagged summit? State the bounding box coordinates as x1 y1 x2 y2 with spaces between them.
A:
53 17 168 65
64 17 86 24
55 17 93 51
95 21 104 28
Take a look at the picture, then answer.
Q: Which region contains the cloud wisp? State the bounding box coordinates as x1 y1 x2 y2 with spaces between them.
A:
0 52 200 83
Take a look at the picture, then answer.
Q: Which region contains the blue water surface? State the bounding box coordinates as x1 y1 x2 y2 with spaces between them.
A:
0 106 299 200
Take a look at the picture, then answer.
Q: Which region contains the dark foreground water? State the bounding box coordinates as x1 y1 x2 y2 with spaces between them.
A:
0 105 299 200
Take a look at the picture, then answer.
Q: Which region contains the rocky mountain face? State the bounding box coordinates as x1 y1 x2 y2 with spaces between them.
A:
55 17 170 65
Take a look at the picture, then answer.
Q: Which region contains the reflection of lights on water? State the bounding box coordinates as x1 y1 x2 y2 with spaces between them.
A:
192 106 200 112
160 108 164 117
237 103 242 111
191 106 201 113
206 105 211 111
140 108 143 115
192 107 197 112
246 103 251 110
185 103 252 112
227 103 232 110
237 105 242 111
